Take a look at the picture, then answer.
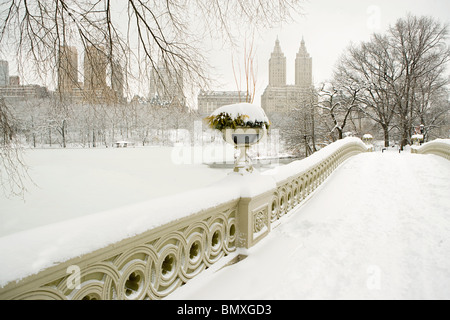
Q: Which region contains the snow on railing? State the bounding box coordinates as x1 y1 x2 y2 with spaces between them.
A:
262 137 368 225
411 139 450 160
0 137 369 300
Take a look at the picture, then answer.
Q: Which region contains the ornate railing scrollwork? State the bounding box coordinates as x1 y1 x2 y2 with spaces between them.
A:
269 139 368 224
1 203 238 300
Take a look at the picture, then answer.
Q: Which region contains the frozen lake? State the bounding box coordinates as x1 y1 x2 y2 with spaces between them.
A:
0 146 236 237
0 144 291 237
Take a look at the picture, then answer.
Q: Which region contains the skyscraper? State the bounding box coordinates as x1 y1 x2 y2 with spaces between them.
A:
111 60 124 99
84 45 107 93
295 37 313 88
58 46 78 93
0 60 10 87
269 37 286 87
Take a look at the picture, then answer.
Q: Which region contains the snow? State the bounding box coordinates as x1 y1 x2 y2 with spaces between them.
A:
0 145 275 288
0 146 233 237
0 165 278 288
0 176 239 288
422 138 450 146
225 172 276 198
0 138 363 288
210 103 270 125
263 137 367 183
2 140 449 298
167 152 450 300
411 138 450 152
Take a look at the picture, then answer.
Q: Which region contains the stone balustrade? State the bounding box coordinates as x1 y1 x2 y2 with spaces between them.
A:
0 137 369 300
411 139 450 160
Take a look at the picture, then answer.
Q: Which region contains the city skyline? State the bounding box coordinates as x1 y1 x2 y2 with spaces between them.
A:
206 0 450 106
1 0 449 108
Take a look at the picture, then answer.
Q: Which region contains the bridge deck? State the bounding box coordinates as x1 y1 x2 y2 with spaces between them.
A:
168 152 450 300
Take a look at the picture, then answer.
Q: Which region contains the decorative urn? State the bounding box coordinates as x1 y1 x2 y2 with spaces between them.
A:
206 103 270 174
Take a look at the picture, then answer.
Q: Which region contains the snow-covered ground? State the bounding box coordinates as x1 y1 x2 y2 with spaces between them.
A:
2 143 449 298
0 146 236 237
0 140 287 287
168 151 450 300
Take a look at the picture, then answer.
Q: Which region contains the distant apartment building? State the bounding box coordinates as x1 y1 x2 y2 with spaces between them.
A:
111 60 124 99
9 76 20 86
295 38 313 89
197 90 247 115
55 45 124 103
261 37 316 113
0 60 48 100
57 46 79 93
0 84 49 101
84 45 107 93
268 37 286 88
0 60 9 87
149 61 186 108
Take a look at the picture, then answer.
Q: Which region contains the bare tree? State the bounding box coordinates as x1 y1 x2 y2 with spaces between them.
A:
334 15 450 148
335 34 399 147
414 83 450 140
269 87 319 158
389 15 450 149
317 81 359 140
0 98 30 198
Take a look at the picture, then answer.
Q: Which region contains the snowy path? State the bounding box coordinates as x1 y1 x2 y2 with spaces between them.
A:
168 152 450 300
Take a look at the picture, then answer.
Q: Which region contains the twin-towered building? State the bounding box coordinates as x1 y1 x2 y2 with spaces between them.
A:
267 37 312 88
198 37 316 115
57 45 124 103
261 37 316 113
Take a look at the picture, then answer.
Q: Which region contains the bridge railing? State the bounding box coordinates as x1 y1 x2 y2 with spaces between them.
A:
411 139 450 160
0 137 369 300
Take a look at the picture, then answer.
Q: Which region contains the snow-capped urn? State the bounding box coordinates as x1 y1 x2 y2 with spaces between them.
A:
362 134 373 145
362 134 373 143
206 103 270 174
411 134 424 146
206 102 270 131
362 134 374 152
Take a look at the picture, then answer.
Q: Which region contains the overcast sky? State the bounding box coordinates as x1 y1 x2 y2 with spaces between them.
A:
206 0 450 106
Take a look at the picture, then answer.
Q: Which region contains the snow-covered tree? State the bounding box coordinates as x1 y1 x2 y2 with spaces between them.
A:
0 98 30 198
334 15 450 148
317 82 360 141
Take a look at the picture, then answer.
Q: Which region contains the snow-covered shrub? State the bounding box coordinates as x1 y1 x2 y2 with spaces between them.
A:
205 103 270 131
